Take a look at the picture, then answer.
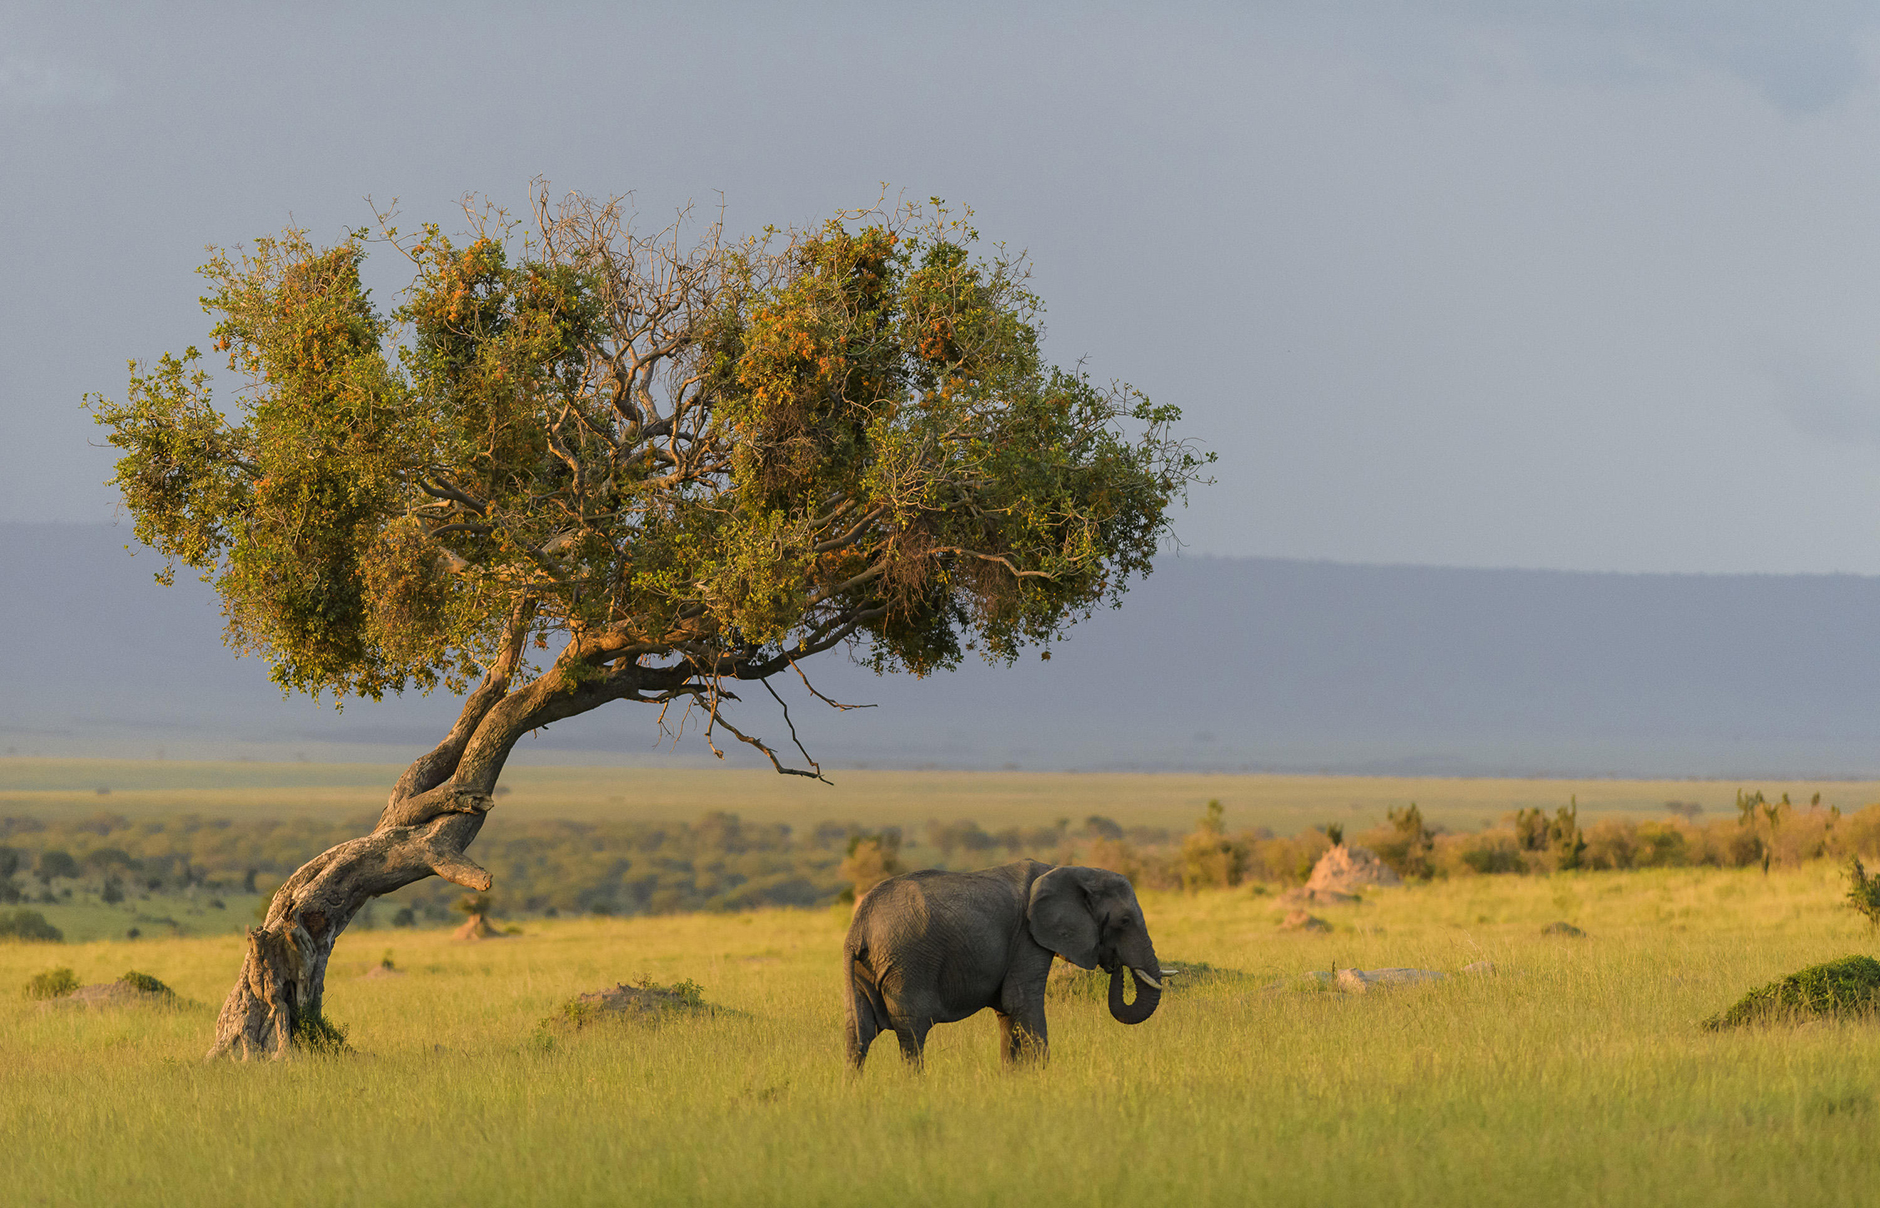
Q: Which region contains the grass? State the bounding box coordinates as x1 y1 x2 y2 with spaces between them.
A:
14 893 273 944
5 755 1878 833
3 861 1878 1206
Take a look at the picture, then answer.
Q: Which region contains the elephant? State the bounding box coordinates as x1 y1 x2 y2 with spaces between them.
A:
842 859 1163 1068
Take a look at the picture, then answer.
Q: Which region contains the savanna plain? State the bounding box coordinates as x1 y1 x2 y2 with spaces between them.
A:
5 762 1880 1207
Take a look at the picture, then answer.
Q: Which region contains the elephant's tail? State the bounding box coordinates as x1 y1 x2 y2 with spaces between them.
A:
843 945 890 1068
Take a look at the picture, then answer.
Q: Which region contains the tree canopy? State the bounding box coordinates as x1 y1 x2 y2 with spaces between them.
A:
93 189 1205 777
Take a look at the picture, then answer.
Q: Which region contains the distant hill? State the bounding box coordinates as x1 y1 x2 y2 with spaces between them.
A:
5 522 1880 777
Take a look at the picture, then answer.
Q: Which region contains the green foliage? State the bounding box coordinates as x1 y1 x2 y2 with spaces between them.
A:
89 192 1207 753
1737 790 1794 875
837 830 905 902
452 893 492 917
34 850 78 883
1514 800 1587 870
1845 857 1880 930
117 971 174 997
926 818 997 856
291 1011 351 1055
1374 803 1436 880
1181 799 1248 890
23 965 78 999
1459 834 1525 875
532 977 714 1050
1704 955 1880 1030
0 909 64 943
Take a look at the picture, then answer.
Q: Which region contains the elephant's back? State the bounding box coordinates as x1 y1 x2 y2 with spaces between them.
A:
849 874 935 953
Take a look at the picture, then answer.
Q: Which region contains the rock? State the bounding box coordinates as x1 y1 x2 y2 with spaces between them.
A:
1304 845 1402 895
1541 921 1586 937
1303 966 1446 993
1280 910 1332 932
1338 967 1446 993
1462 959 1496 975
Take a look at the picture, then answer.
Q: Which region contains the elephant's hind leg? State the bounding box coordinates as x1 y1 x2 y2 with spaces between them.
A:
847 1008 880 1069
891 1016 932 1069
844 962 887 1070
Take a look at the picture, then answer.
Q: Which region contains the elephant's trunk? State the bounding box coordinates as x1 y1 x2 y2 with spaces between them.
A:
1107 961 1162 1025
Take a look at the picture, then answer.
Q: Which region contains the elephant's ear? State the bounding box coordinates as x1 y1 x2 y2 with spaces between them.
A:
1027 866 1101 969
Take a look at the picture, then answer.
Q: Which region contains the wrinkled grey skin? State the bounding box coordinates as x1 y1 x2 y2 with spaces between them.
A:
843 860 1163 1068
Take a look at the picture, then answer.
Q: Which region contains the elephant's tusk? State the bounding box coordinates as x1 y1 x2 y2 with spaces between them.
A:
1129 966 1161 991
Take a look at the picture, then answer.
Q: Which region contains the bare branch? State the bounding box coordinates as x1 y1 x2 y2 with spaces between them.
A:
759 675 830 780
790 656 877 711
704 686 828 782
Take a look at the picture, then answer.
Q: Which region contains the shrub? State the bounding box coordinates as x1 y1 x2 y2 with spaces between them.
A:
1632 820 1690 868
926 819 996 858
24 966 78 1000
1847 857 1880 930
1704 955 1880 1029
1370 804 1435 880
1245 829 1331 886
33 849 78 884
1084 837 1145 884
838 831 904 902
1550 800 1587 870
1513 801 1586 869
118 970 174 997
1724 827 1764 869
0 908 63 942
1180 800 1248 890
1736 790 1788 874
1838 803 1880 859
532 978 714 1050
292 1012 350 1055
1453 831 1524 875
1583 819 1637 871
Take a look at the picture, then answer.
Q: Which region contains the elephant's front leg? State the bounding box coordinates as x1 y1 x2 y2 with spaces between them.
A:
998 947 1055 1066
995 1009 1047 1065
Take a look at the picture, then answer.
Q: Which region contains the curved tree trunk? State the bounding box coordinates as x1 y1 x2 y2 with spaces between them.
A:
208 608 571 1059
208 811 493 1057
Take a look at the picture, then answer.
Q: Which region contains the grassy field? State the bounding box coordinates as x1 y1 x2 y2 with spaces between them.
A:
5 861 1878 1206
5 756 1877 834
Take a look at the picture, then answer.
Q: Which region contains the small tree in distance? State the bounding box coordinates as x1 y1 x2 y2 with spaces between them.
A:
89 185 1208 1057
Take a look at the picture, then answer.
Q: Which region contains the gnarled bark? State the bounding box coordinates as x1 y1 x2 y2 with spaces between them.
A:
208 611 533 1060
208 812 492 1058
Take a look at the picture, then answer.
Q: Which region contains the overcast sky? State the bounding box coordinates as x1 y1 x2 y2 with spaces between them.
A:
8 1 1880 574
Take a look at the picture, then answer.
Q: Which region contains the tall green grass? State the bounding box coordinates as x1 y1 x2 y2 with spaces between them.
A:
3 863 1876 1206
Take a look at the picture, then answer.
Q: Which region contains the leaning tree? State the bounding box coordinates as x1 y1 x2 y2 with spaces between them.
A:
91 188 1206 1058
